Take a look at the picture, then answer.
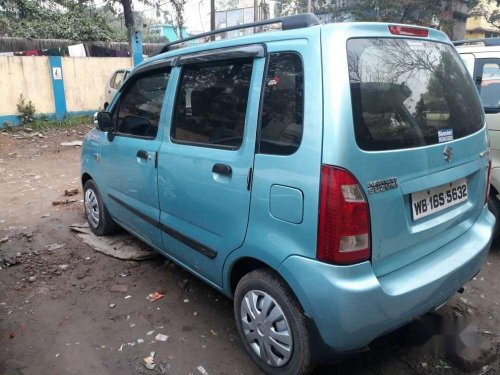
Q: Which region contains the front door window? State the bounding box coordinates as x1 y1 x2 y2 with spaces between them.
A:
115 71 170 138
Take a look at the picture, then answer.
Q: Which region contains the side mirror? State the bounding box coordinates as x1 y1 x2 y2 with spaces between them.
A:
95 111 113 132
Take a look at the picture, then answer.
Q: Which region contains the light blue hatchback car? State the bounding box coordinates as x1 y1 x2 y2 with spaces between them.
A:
81 14 494 374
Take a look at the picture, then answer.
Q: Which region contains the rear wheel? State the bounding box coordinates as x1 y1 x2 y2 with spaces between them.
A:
234 268 315 375
83 179 118 236
488 195 500 241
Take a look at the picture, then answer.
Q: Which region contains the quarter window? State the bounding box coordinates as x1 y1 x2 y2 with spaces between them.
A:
172 59 254 149
259 53 304 155
115 70 170 138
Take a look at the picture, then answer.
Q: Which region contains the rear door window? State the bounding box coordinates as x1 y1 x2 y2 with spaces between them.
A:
171 59 253 149
347 38 484 151
474 58 500 111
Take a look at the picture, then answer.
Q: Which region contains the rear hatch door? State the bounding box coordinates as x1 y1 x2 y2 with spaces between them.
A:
322 26 489 276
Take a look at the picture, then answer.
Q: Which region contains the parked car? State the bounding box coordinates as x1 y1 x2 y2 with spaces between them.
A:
456 38 500 237
82 15 494 374
104 68 131 106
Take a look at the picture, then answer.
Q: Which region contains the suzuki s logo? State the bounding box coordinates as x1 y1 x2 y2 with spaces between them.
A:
443 146 453 162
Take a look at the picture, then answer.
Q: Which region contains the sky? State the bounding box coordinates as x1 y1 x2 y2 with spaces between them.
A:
132 0 212 34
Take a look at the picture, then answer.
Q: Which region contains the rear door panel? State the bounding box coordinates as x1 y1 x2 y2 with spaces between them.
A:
365 138 488 276
157 56 265 286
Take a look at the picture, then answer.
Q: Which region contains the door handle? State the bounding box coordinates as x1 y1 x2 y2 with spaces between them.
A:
137 150 149 160
212 163 232 176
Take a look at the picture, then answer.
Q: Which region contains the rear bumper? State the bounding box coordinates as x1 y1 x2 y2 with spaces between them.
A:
278 205 494 352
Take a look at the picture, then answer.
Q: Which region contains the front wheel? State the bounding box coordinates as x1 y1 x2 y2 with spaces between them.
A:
234 269 315 375
83 179 118 236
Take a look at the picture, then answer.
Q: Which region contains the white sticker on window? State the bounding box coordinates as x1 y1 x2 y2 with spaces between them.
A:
407 41 425 50
438 128 454 143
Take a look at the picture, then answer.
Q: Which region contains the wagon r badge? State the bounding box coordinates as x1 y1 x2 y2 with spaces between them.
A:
368 177 398 194
443 146 453 162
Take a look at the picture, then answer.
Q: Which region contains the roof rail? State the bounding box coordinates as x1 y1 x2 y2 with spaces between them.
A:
453 37 500 47
159 13 320 54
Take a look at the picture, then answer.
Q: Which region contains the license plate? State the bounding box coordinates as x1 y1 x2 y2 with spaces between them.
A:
411 178 468 221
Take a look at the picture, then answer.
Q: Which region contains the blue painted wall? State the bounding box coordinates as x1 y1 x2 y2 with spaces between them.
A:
131 30 144 67
48 56 67 120
0 56 94 127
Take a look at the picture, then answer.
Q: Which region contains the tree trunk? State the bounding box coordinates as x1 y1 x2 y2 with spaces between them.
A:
121 0 135 43
210 0 215 31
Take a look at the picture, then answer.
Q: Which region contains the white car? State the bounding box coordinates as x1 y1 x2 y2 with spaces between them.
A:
456 38 500 236
104 68 132 106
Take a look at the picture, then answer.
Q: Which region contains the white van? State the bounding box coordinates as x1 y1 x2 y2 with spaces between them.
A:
456 38 500 236
104 68 132 105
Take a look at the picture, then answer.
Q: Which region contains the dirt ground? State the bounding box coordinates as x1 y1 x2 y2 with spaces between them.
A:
0 125 499 375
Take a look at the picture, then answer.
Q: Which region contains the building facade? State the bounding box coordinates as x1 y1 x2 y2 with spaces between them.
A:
148 24 189 42
465 0 500 39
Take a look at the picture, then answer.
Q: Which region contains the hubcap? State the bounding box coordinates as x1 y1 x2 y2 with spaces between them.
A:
84 189 100 229
240 290 293 367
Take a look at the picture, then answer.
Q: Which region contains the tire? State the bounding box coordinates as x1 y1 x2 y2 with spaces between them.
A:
83 179 118 236
488 195 500 242
234 268 315 375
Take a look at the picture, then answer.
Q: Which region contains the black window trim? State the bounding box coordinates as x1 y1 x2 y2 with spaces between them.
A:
113 44 266 144
256 50 305 156
120 44 265 90
112 67 172 141
126 58 174 81
175 44 266 66
170 57 256 151
474 57 500 114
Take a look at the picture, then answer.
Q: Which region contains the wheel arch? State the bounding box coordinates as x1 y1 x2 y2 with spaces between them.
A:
226 256 309 315
81 172 93 187
228 257 274 298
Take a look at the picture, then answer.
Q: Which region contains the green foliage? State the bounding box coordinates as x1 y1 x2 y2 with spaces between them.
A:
329 0 446 24
280 0 478 38
31 115 93 131
0 0 117 40
143 34 170 43
16 94 36 125
1 121 15 130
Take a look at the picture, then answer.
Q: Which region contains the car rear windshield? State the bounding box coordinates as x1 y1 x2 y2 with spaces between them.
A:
347 38 484 151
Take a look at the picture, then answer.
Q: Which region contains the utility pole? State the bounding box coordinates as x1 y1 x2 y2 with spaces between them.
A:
211 0 215 31
307 0 312 13
254 0 258 22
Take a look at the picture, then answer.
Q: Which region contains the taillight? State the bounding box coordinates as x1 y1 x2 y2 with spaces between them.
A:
388 25 429 37
317 165 371 265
